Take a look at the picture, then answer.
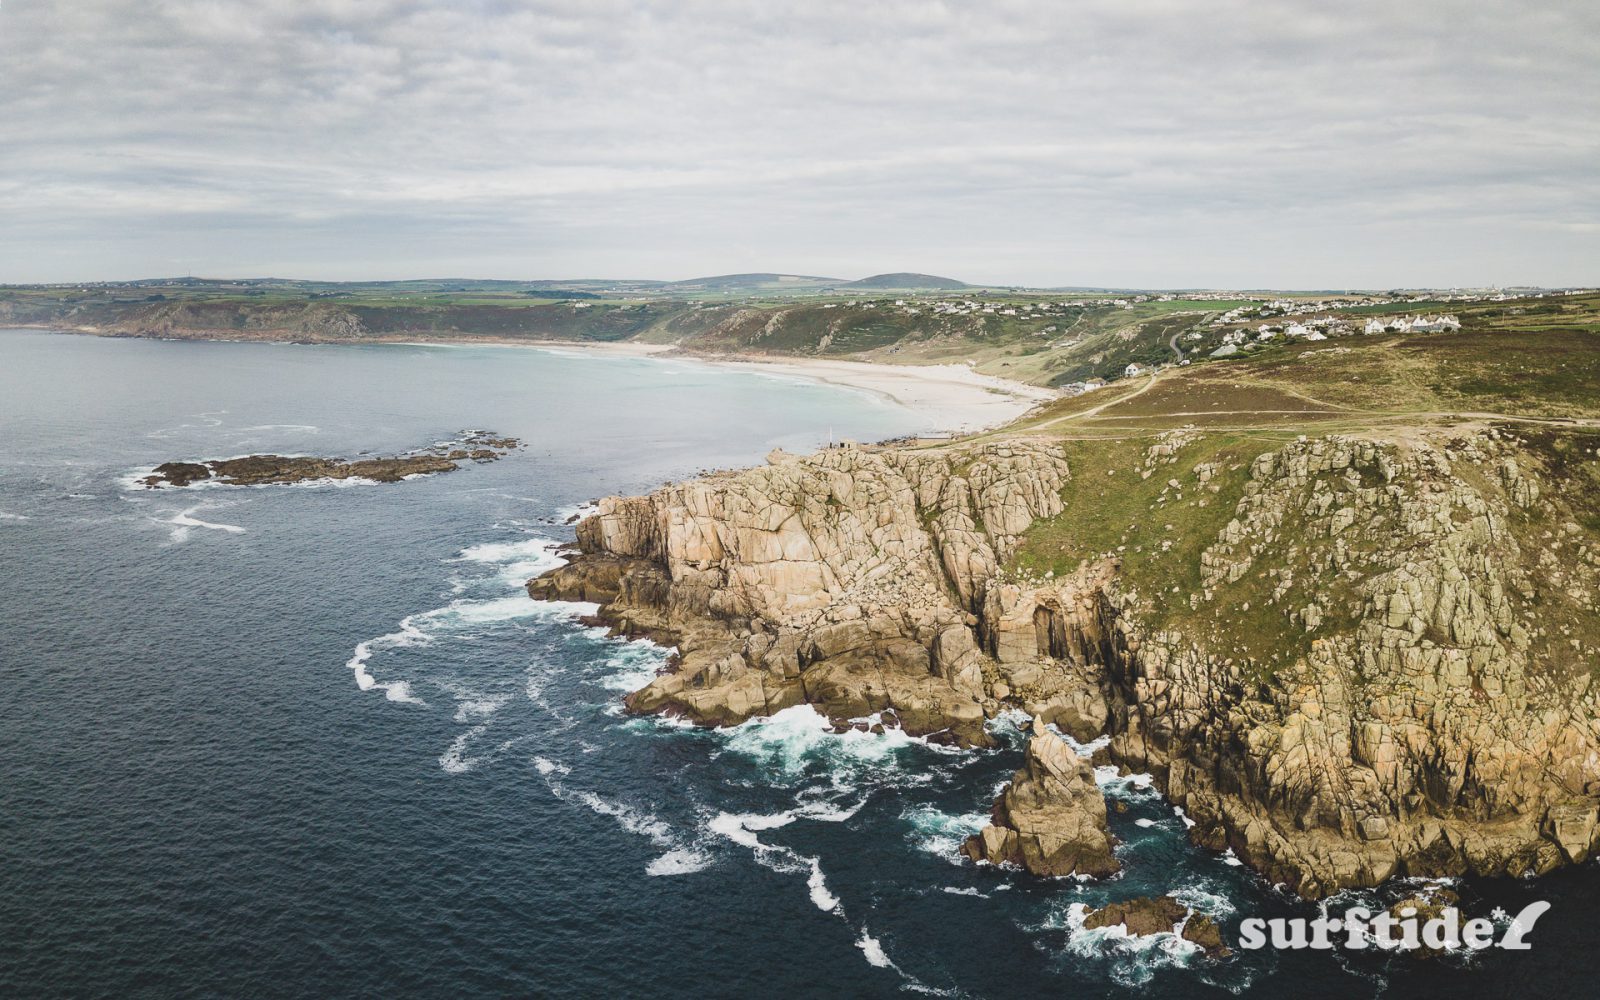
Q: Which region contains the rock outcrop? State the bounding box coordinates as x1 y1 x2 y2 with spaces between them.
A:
1081 896 1230 957
961 719 1119 877
530 441 1072 746
532 425 1600 898
142 432 519 488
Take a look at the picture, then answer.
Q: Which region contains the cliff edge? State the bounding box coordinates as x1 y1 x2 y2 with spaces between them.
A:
530 425 1600 898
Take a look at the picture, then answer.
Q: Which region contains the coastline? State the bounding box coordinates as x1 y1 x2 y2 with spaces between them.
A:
19 324 1058 436
404 336 1059 435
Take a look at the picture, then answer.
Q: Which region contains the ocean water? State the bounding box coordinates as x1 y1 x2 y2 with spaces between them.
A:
0 328 1590 998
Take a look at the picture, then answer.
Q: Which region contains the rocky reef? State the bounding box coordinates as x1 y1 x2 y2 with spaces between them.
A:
530 426 1600 899
142 432 518 488
1081 895 1230 957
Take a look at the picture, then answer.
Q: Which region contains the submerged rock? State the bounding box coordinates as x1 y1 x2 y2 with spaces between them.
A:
962 721 1119 878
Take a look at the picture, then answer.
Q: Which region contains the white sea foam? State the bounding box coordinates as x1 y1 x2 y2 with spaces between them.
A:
451 692 513 723
1056 901 1204 988
1171 883 1235 917
1095 767 1159 802
457 536 568 581
646 848 713 877
0 510 30 521
533 756 570 777
722 704 957 786
707 810 795 848
855 929 894 968
572 791 675 846
439 723 491 773
1064 732 1111 758
162 504 246 543
440 728 529 773
793 791 867 824
553 500 599 523
901 804 987 861
806 857 840 912
383 681 422 704
596 639 674 693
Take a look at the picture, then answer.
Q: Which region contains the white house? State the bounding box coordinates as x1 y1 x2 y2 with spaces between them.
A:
1410 314 1461 333
1124 363 1143 377
1364 318 1386 335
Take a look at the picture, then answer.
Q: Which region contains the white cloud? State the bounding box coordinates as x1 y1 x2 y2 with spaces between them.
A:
0 0 1596 286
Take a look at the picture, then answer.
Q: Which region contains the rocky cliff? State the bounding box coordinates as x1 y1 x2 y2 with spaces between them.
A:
531 441 1073 747
530 426 1600 898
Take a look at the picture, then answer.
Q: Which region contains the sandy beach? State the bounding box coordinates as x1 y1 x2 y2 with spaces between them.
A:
706 356 1058 435
505 340 1058 434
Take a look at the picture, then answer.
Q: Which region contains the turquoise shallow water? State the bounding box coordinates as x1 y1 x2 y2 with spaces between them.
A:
0 329 1586 997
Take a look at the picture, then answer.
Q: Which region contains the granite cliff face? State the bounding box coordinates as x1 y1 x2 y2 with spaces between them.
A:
531 441 1073 747
530 428 1600 898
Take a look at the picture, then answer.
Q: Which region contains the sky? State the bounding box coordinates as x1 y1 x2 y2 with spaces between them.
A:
0 0 1596 288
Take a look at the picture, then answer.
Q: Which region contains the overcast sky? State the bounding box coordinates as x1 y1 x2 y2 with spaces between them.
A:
1 1 1595 287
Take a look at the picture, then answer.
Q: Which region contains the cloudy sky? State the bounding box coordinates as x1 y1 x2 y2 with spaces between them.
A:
1 1 1595 287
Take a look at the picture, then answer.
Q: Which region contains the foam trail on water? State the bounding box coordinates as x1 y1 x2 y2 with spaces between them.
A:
646 848 713 877
439 729 528 773
345 614 430 705
533 757 708 874
163 504 246 543
856 929 894 968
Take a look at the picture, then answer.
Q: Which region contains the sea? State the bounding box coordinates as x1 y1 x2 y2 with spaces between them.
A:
0 327 1590 998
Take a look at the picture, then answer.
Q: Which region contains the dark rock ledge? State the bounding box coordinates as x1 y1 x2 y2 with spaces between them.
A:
141 431 519 488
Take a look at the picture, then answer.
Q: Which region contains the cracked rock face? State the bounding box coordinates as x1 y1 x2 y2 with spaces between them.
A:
1104 431 1600 897
961 721 1120 877
528 441 1071 747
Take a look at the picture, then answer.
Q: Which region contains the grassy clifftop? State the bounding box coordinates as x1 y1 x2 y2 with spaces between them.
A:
999 297 1600 679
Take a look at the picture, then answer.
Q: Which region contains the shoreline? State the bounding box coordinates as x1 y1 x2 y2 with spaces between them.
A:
16 325 1059 436
394 336 1059 435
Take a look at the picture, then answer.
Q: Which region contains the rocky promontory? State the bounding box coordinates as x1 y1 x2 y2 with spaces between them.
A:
530 425 1600 899
142 432 518 488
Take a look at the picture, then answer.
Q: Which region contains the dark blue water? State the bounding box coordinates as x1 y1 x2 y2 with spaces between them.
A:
1 329 1589 998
